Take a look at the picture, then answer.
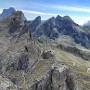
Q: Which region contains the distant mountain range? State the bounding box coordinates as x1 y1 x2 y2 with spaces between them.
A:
29 15 90 48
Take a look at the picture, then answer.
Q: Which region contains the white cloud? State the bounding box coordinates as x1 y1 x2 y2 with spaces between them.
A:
0 9 3 13
22 9 90 25
15 1 90 25
27 2 90 13
0 4 89 25
70 16 90 25
22 10 58 16
50 5 90 13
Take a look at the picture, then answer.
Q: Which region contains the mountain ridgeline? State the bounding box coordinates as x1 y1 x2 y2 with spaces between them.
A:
0 7 90 48
29 15 90 48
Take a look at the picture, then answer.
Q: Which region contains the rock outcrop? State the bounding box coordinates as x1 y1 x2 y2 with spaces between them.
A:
42 50 54 59
0 76 17 90
29 63 77 90
0 10 29 39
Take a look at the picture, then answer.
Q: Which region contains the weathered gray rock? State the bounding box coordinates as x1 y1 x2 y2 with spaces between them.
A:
0 76 18 90
41 50 54 59
29 63 78 90
8 11 26 34
0 10 27 36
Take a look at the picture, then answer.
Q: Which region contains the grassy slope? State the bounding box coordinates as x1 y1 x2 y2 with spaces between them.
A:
39 43 90 90
54 48 90 90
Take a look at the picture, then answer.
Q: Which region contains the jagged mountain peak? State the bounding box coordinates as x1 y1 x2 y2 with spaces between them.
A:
62 15 74 24
0 7 26 21
55 15 74 25
1 10 27 24
29 16 41 32
0 10 28 35
44 17 55 24
56 15 62 20
48 16 55 21
63 15 72 20
12 11 26 20
55 15 73 22
33 16 41 24
3 7 15 12
0 7 16 20
35 16 41 20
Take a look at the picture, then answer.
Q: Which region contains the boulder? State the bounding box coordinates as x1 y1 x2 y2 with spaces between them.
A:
42 50 54 59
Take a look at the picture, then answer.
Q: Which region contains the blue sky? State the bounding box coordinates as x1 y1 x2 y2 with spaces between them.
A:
0 0 90 25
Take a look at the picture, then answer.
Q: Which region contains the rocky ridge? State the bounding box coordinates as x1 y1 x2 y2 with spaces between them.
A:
29 15 90 48
29 63 78 90
0 8 90 90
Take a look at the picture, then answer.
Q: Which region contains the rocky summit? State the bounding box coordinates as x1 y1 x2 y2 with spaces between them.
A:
0 7 15 20
0 8 90 90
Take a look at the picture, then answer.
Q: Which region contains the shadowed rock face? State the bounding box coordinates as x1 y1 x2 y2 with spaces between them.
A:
6 54 29 71
17 54 29 70
29 16 41 32
65 73 76 90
